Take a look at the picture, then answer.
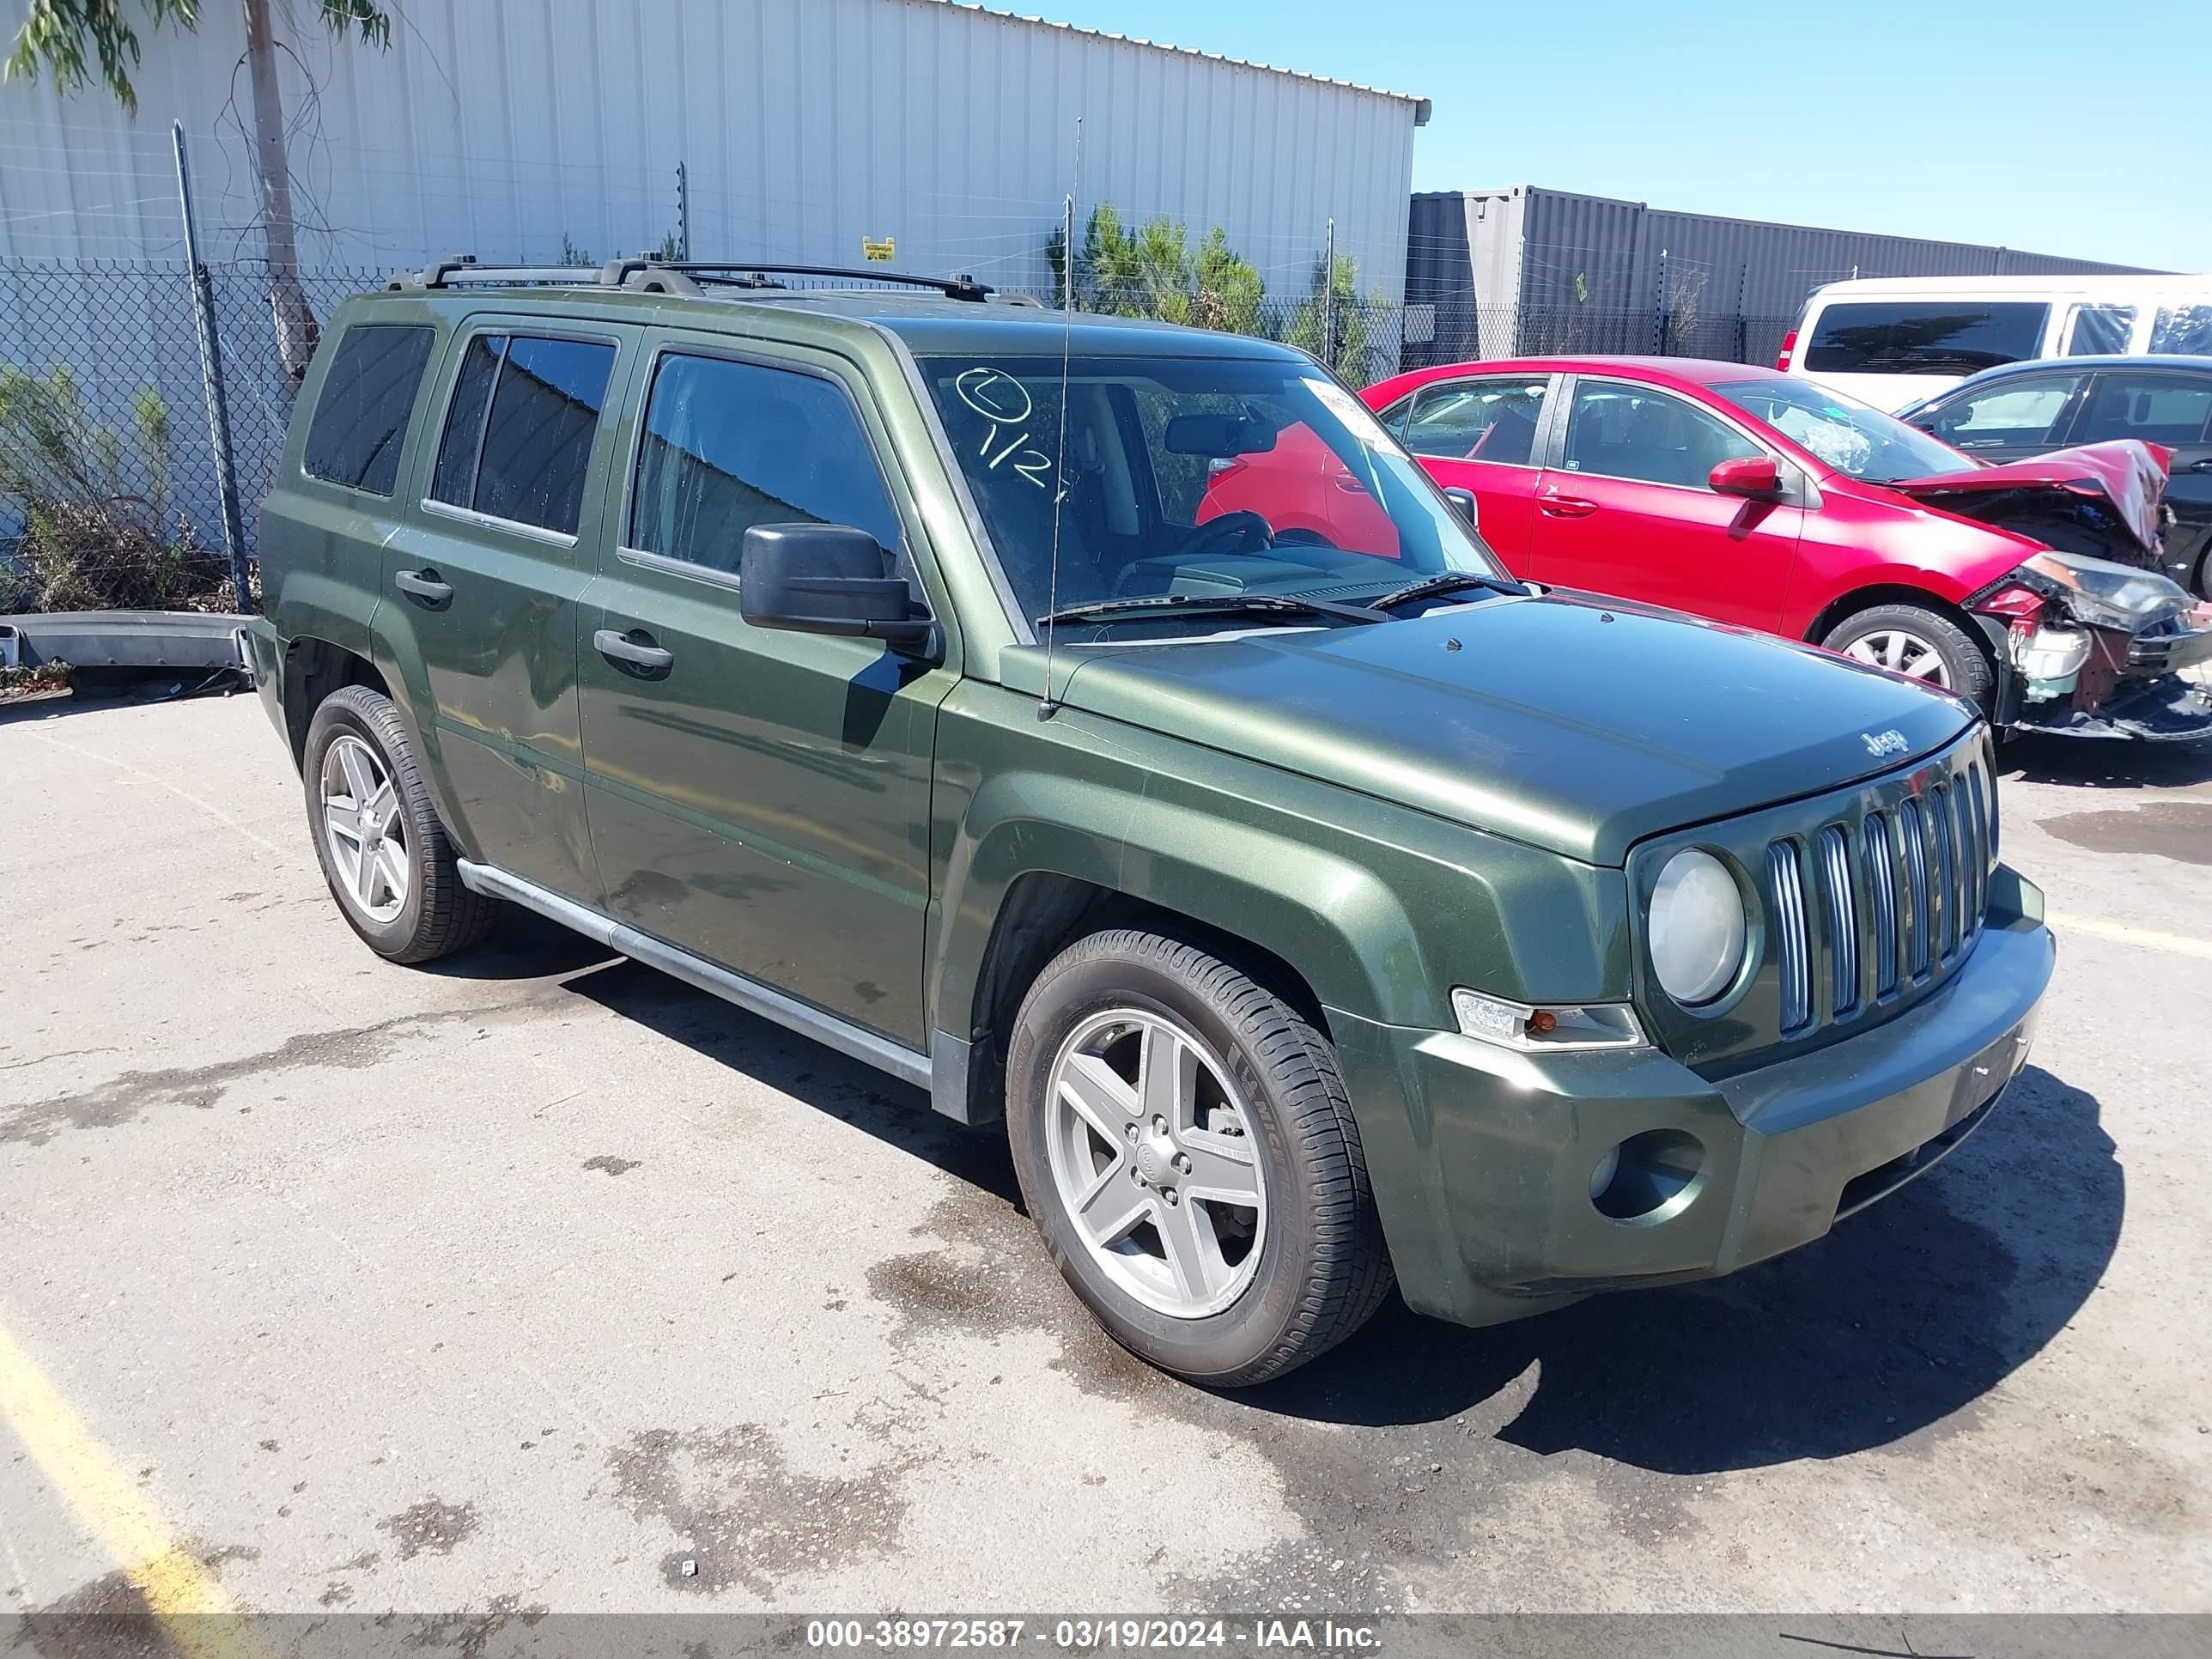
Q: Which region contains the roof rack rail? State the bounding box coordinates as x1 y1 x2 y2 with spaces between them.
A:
387 254 994 302
605 260 994 301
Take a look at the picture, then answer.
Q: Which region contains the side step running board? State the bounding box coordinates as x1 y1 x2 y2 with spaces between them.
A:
456 860 933 1093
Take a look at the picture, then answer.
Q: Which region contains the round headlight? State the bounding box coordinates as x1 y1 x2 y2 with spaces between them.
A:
1649 849 1746 1006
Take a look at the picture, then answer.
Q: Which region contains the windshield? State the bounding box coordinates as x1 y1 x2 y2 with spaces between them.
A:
1709 378 1969 483
917 354 1501 635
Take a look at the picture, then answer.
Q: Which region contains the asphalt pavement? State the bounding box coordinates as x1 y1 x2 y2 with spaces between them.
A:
2 689 2209 1626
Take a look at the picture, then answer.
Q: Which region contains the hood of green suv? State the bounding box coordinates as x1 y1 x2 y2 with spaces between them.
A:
1048 593 1975 866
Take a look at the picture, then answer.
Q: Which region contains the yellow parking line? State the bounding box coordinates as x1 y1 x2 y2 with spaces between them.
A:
2049 911 2212 963
0 1316 258 1656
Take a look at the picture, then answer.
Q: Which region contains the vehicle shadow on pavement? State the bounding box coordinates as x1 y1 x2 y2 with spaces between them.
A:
1243 1063 2119 1468
2001 732 2212 791
557 956 1026 1203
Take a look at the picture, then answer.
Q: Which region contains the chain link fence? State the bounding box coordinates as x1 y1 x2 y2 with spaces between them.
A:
3 258 1796 623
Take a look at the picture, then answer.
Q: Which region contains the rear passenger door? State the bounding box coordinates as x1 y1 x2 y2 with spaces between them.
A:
380 321 636 908
576 334 957 1049
1392 374 1554 565
2075 368 2212 592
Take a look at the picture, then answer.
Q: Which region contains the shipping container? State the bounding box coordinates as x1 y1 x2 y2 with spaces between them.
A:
1406 185 2158 368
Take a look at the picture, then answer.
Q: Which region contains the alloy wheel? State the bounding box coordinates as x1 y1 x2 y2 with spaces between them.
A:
319 734 409 923
1844 628 1953 687
1045 1007 1267 1319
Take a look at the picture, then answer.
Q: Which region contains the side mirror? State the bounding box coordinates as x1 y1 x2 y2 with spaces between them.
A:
738 523 935 651
1443 486 1480 527
1709 455 1783 497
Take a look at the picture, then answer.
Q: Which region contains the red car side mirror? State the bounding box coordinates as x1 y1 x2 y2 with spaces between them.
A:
1710 455 1783 497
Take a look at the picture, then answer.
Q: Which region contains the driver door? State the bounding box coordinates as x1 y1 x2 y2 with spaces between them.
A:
1526 377 1803 631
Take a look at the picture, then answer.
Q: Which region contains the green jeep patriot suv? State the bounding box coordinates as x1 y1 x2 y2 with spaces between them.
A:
248 258 2054 1385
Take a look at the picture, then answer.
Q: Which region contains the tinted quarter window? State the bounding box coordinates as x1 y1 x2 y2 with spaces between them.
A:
302 324 434 495
2079 374 2212 447
1803 301 2048 374
629 354 902 575
1404 379 1547 465
2150 306 2212 356
1927 373 2084 448
473 337 617 534
430 332 505 507
2066 304 2135 355
1561 384 1759 489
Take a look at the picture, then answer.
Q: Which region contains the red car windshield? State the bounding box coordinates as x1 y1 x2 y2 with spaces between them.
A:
1709 379 1968 484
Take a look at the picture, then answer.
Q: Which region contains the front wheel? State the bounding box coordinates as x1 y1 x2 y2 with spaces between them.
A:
1006 929 1393 1386
1822 603 1994 712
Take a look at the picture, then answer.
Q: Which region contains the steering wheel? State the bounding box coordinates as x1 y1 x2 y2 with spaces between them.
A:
1171 510 1273 564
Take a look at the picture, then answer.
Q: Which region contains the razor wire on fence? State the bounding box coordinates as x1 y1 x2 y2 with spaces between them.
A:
0 253 1798 622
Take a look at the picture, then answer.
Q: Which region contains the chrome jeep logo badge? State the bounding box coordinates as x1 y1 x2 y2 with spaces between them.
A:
1862 728 1909 758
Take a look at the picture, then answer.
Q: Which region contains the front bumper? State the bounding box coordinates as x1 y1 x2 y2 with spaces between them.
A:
1331 870 2054 1329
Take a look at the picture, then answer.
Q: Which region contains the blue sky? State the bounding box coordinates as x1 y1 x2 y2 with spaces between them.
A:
1029 0 2206 271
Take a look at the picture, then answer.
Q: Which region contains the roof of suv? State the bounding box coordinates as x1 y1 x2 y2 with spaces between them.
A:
357 276 1304 362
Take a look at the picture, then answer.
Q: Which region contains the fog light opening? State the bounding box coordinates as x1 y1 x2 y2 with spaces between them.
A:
1591 1129 1706 1223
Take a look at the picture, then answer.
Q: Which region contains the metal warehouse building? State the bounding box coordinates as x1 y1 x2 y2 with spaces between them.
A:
2 0 1429 301
1405 185 2154 368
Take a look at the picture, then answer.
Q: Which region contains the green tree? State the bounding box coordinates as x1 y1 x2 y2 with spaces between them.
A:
1046 204 1266 337
1285 251 1388 383
8 1 392 379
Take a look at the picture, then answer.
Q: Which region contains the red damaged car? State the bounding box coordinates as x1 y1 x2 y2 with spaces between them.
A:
1203 356 2212 740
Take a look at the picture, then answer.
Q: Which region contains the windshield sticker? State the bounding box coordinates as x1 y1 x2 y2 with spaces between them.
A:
955 367 1055 489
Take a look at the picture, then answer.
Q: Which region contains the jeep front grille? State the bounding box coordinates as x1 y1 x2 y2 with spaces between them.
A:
1765 757 1992 1038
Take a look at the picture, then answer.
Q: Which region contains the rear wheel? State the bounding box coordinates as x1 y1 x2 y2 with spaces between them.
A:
1006 929 1393 1386
302 685 494 963
1822 603 1993 712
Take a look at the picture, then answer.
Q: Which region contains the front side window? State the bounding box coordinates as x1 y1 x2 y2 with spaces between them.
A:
2065 304 2136 356
916 353 1498 634
629 353 902 575
1402 378 1548 465
1710 378 1968 483
1559 384 1759 489
428 332 617 535
1924 373 2085 450
2077 374 2212 447
1803 301 2049 375
302 324 434 495
2150 305 2212 356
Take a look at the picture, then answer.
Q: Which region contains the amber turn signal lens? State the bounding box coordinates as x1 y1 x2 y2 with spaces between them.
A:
1528 1010 1558 1036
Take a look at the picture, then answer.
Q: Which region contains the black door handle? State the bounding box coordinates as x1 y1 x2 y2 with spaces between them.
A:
593 628 675 672
393 568 453 604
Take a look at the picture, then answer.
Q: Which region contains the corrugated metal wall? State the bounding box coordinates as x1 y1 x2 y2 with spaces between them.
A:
1407 185 2157 363
0 0 1422 301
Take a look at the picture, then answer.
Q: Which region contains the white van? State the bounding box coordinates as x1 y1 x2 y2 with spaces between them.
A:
1780 275 2212 412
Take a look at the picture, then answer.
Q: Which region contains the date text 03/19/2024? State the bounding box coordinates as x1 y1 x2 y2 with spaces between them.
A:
803 1620 1384 1650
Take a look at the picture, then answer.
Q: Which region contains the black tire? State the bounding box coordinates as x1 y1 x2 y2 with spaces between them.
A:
1006 929 1393 1386
1821 602 1994 713
301 684 494 963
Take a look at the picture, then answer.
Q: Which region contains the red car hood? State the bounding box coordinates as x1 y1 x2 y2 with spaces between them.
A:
1881 440 2172 560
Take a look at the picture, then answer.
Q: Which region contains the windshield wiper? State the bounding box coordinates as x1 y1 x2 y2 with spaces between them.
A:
1364 572 1528 611
1035 592 1385 629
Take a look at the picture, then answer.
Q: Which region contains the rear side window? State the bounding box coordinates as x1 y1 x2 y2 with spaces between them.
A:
629 353 902 576
2150 306 2212 356
428 332 617 535
2065 304 2136 355
1403 378 1548 465
2078 374 2212 447
302 324 434 495
1803 301 2048 375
